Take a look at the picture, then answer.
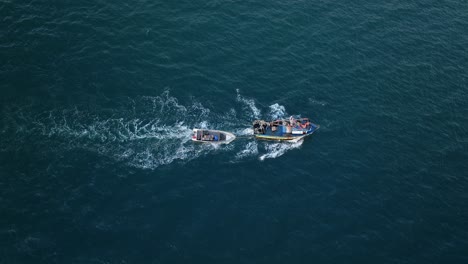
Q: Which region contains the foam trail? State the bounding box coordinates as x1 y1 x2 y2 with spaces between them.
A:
235 127 254 136
308 97 328 106
235 141 258 159
3 92 220 170
197 121 209 129
259 140 303 161
269 103 286 119
236 89 261 118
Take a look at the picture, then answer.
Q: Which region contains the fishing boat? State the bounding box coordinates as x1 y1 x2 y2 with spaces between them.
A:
253 116 319 142
191 129 236 144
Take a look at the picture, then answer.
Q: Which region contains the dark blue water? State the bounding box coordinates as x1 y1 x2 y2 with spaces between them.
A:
1 0 468 263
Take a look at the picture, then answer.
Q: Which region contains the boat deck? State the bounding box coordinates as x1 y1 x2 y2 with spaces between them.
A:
253 119 319 141
192 129 236 144
195 130 226 141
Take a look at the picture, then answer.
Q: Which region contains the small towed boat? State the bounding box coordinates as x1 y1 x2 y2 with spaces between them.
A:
192 129 236 144
253 116 319 142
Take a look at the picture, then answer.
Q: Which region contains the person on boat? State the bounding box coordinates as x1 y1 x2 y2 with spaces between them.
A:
286 124 292 133
295 121 302 129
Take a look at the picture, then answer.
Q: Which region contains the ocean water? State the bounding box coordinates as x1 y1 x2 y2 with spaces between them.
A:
1 0 468 263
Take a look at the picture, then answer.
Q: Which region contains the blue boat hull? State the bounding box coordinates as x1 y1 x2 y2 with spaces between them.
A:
253 119 319 142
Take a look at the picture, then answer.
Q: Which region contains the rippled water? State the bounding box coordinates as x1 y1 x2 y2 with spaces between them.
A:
1 0 468 263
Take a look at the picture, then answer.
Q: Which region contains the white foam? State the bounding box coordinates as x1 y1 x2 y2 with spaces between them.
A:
308 97 327 106
7 92 217 170
235 127 254 136
236 89 261 118
235 141 258 159
269 103 286 119
259 140 303 161
197 121 209 129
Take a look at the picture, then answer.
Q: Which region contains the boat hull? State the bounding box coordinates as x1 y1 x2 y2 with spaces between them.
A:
253 118 319 142
254 134 307 142
192 129 236 144
254 127 318 142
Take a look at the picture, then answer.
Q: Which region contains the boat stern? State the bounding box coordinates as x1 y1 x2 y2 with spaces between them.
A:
192 129 200 141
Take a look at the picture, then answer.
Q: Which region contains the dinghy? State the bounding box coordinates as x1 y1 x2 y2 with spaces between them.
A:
192 129 236 144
